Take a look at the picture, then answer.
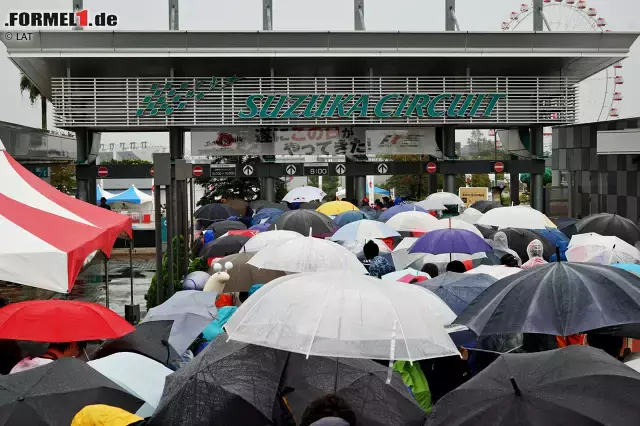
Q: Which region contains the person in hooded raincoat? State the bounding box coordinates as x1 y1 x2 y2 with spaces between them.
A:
521 239 548 269
489 231 522 266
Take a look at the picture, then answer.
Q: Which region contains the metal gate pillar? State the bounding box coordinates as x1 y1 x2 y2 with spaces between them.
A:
443 127 456 193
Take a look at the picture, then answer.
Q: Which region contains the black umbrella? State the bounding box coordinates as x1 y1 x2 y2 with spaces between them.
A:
298 201 323 210
251 200 289 212
194 203 236 223
360 206 379 219
455 262 640 337
417 272 497 315
552 217 578 238
469 200 501 213
498 228 555 261
206 220 247 239
475 224 497 239
91 320 179 367
282 354 426 426
149 336 288 425
429 345 640 426
199 235 252 258
576 213 640 245
0 358 143 425
268 210 335 236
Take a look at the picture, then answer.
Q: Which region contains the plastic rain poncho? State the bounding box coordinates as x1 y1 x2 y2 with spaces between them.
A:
489 232 522 266
521 239 548 269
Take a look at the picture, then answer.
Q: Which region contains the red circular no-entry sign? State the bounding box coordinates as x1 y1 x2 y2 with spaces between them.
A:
494 161 505 173
426 162 437 173
150 167 154 177
192 165 204 177
97 166 108 177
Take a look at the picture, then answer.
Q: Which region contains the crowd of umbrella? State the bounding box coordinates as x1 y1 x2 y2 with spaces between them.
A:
5 184 640 425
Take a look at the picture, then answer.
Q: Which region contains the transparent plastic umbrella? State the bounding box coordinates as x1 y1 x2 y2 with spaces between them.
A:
225 272 459 361
425 192 464 206
241 230 303 253
414 199 448 211
460 207 483 225
386 211 440 232
330 219 400 242
566 232 640 265
465 265 522 280
282 186 326 203
477 206 556 230
247 236 368 274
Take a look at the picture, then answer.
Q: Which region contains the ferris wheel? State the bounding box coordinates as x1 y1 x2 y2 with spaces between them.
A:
501 0 623 123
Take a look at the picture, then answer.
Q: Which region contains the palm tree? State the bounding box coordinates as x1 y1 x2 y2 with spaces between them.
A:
19 73 47 130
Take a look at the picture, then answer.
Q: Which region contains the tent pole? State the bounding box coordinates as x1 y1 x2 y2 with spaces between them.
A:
129 238 134 306
104 257 109 308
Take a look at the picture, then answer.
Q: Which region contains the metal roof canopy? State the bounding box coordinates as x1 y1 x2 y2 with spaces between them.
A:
4 30 637 99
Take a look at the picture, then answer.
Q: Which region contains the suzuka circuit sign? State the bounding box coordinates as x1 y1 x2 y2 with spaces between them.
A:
54 75 579 128
238 92 506 120
134 76 505 120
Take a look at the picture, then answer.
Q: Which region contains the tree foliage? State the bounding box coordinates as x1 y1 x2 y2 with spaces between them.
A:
145 236 194 310
195 156 287 206
470 174 491 188
463 129 510 160
307 175 340 201
19 73 47 130
520 168 553 188
50 164 76 194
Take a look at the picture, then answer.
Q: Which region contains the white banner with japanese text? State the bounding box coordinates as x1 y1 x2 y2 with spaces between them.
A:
191 127 439 156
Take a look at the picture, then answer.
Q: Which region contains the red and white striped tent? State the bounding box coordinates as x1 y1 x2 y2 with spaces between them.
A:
0 139 132 293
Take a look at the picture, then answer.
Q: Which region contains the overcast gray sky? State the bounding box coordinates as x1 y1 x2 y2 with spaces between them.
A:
1 0 639 147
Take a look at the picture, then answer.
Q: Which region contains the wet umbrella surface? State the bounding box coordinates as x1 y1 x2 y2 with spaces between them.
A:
430 345 640 426
456 262 640 337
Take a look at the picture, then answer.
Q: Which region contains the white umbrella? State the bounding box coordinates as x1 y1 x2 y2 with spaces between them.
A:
386 211 440 232
88 352 172 417
465 265 521 280
414 199 447 211
282 186 326 203
340 239 392 256
566 233 640 265
241 230 302 253
225 271 459 361
426 192 465 206
435 218 484 238
477 206 555 230
460 207 483 225
330 220 400 242
248 236 367 274
390 237 486 270
141 290 217 356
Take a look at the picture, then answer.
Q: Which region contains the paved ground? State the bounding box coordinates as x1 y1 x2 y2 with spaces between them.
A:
0 251 157 318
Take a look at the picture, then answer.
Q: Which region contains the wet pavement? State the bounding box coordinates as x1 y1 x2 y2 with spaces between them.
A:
0 254 156 319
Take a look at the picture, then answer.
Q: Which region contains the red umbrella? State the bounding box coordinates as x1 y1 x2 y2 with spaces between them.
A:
0 300 134 342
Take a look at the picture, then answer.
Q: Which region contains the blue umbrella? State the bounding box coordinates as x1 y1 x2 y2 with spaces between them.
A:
417 272 497 315
532 228 569 248
378 204 428 222
612 264 640 275
409 228 492 255
249 223 270 233
334 210 371 227
251 208 284 226
533 228 570 261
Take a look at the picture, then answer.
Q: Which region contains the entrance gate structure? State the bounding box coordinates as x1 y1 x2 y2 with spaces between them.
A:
3 0 637 301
